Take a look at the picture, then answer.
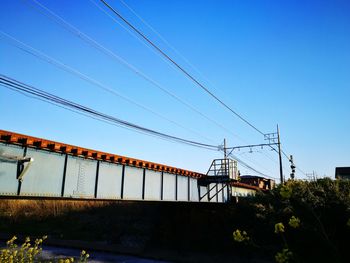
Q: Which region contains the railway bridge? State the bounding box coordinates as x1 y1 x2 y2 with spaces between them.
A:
0 130 259 202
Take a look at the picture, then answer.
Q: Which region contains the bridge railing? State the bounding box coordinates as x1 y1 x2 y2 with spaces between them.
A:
206 158 238 180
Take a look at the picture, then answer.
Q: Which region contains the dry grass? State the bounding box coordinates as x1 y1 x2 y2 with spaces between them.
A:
0 199 113 220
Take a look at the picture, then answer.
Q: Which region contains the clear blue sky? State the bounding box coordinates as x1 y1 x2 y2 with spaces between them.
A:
1 0 349 181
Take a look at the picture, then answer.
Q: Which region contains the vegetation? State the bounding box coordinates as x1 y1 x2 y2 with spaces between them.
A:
0 178 349 262
232 178 350 262
0 235 89 263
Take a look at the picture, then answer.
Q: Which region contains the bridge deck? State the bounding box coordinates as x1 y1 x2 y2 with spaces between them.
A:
0 130 203 178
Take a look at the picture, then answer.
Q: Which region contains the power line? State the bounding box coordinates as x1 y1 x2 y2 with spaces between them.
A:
99 0 266 136
118 0 215 89
89 0 184 75
102 0 308 179
1 13 274 179
227 152 278 180
224 139 295 181
4 76 277 180
0 30 216 143
3 71 274 179
92 0 289 175
258 150 290 172
280 148 307 176
0 75 220 151
16 0 300 180
119 0 233 103
236 150 276 177
22 0 244 142
97 0 308 178
217 141 275 179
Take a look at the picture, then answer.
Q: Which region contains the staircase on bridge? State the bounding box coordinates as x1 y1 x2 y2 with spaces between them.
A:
198 158 238 202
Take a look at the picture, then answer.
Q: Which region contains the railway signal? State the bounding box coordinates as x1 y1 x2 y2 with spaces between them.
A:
289 155 296 179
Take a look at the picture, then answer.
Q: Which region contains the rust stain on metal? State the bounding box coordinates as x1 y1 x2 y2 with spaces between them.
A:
0 130 204 178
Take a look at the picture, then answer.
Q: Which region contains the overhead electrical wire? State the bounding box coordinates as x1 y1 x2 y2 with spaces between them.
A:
2 82 138 135
4 69 274 177
99 0 266 136
118 0 218 91
0 75 220 151
227 152 277 180
98 0 309 178
258 150 289 172
98 0 311 177
0 30 216 144
95 0 294 177
119 0 234 106
224 141 290 180
26 0 283 181
3 71 274 178
22 0 244 142
117 1 296 178
88 0 183 74
280 148 307 176
1 15 275 177
19 1 306 179
88 0 299 179
234 151 276 177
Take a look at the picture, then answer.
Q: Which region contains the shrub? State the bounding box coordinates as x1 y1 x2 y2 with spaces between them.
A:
233 179 350 262
0 235 89 263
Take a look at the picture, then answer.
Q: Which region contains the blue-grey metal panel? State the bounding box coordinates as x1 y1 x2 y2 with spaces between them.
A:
222 185 227 203
223 186 226 202
20 149 64 197
218 183 224 203
209 183 217 202
216 183 222 203
64 156 97 198
199 185 208 202
0 144 24 195
123 166 143 200
215 183 220 203
162 172 176 201
189 177 199 202
223 184 227 202
177 175 188 201
144 170 161 200
97 162 123 199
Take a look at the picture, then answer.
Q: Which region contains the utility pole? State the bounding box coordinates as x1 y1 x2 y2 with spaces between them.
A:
223 138 228 177
277 125 284 184
224 138 227 160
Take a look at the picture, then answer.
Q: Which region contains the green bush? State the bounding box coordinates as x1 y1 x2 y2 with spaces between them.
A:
0 236 89 263
232 179 350 262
